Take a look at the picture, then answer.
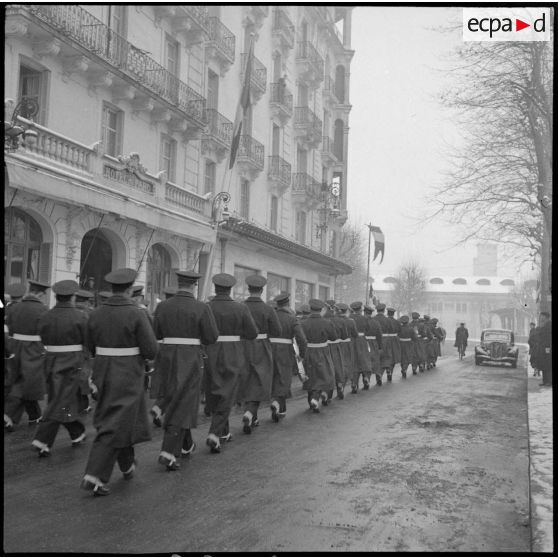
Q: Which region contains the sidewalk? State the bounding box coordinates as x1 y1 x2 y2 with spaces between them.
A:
526 361 553 553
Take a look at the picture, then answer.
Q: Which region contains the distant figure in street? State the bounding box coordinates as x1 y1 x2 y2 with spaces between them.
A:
454 323 469 356
534 312 552 387
527 321 540 377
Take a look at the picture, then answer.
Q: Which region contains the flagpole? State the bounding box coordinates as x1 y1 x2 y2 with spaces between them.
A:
366 223 372 305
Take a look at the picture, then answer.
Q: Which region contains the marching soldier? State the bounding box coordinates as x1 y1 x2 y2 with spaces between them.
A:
81 268 159 496
409 312 425 374
398 315 418 378
374 303 394 384
418 317 432 371
386 307 402 380
4 279 50 431
270 291 307 420
421 315 434 369
32 280 89 456
329 302 350 399
300 304 311 321
97 290 112 306
75 289 95 414
364 305 383 387
205 273 258 454
335 303 357 395
430 318 444 366
153 270 218 471
349 301 372 392
300 299 336 411
4 283 26 400
75 290 94 314
238 275 281 435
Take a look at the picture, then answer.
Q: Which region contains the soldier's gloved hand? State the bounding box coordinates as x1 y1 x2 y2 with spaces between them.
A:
88 377 99 400
145 359 155 375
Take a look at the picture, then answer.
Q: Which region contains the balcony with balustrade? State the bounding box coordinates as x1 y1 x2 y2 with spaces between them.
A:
153 6 209 46
242 6 269 30
201 109 233 163
296 41 324 88
241 52 267 102
267 155 291 196
269 82 293 124
291 172 321 210
272 7 295 53
294 107 323 149
206 17 235 75
7 5 207 134
322 75 340 108
320 136 338 166
236 135 265 180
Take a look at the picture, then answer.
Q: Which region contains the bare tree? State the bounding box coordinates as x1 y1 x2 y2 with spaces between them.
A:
335 221 368 303
391 261 428 315
432 39 552 310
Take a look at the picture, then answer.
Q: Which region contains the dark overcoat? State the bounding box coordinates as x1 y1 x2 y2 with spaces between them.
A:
87 295 159 448
387 316 402 364
300 313 336 391
5 295 48 400
153 291 218 429
328 315 346 385
38 302 89 422
351 313 372 372
533 321 552 373
365 316 383 374
454 327 469 348
399 324 418 368
375 313 394 368
410 319 426 365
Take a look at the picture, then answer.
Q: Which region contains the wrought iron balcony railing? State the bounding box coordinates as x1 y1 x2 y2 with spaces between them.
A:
296 41 324 81
292 172 321 199
270 82 293 114
272 7 295 35
238 135 264 170
25 4 206 124
241 52 267 96
204 109 233 147
268 155 292 187
207 16 235 63
182 5 210 31
294 106 323 135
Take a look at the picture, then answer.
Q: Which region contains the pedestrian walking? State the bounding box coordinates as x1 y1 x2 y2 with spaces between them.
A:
329 302 350 399
32 280 89 457
374 303 395 384
324 299 342 400
364 305 383 386
349 301 372 392
4 279 50 432
204 273 258 454
398 315 417 378
409 312 424 374
237 275 281 434
300 299 337 410
386 307 402 380
81 268 159 496
454 322 469 358
270 291 307 419
335 303 357 395
535 312 552 387
430 318 444 366
153 270 219 471
527 322 540 376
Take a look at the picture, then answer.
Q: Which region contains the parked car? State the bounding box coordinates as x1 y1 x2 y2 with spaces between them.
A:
475 329 518 368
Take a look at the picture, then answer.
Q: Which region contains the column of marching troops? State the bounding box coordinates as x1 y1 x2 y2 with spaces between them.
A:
4 267 445 497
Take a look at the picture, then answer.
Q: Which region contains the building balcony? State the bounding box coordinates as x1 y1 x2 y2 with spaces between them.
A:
241 52 267 103
272 7 295 52
236 134 265 180
322 75 340 107
267 155 292 196
205 17 235 76
291 172 321 210
11 5 207 133
294 107 323 149
296 41 324 88
320 136 338 166
201 109 233 163
269 82 293 124
242 6 269 31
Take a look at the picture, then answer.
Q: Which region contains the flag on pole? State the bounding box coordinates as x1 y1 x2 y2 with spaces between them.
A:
371 226 385 264
229 37 254 170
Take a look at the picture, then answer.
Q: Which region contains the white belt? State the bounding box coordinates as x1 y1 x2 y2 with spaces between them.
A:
256 333 268 340
217 336 241 342
96 346 140 356
365 336 376 340
269 338 292 344
399 338 412 342
383 333 398 337
307 342 329 348
3 324 8 333
13 334 41 342
45 344 83 352
328 339 341 344
163 337 201 345
342 338 351 342
358 332 365 337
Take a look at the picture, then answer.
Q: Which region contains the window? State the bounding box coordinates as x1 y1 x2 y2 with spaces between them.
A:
102 103 123 157
318 285 329 300
108 5 127 36
207 69 219 110
453 278 467 285
166 36 179 76
295 211 306 244
160 135 177 182
329 230 337 257
18 64 47 125
476 278 491 285
295 279 314 308
233 265 258 300
430 277 444 284
240 179 250 219
456 303 467 313
270 196 278 231
267 273 290 301
146 243 172 311
429 302 443 313
335 65 345 103
334 119 344 161
204 160 216 194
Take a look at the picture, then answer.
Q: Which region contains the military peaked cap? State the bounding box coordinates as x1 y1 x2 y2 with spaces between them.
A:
387 307 396 314
6 283 26 298
246 274 267 288
400 315 410 324
163 286 177 295
363 304 373 314
326 299 336 307
132 285 144 296
76 290 94 299
99 290 112 299
376 303 386 312
411 312 420 319
212 273 236 287
301 304 311 314
309 299 325 311
431 318 439 323
28 279 51 291
336 302 349 312
423 315 431 321
105 268 137 285
274 291 290 304
176 270 202 281
52 280 80 296
350 301 362 311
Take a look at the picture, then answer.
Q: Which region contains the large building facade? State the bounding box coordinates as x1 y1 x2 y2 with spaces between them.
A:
5 5 353 308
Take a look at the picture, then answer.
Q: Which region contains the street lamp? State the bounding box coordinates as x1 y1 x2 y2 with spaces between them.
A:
211 191 231 228
315 179 341 239
4 98 39 152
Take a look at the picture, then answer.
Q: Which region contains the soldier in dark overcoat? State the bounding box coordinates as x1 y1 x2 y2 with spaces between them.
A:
4 280 50 431
81 268 159 496
4 283 26 401
349 301 372 393
430 318 444 366
153 270 219 471
300 304 311 321
270 292 307 419
374 303 394 384
205 273 258 453
418 317 432 370
335 303 357 394
32 280 89 456
364 305 383 386
329 302 349 399
75 289 95 414
386 307 402 380
409 312 423 374
398 315 418 378
535 312 552 387
423 315 436 369
239 275 282 434
300 299 336 411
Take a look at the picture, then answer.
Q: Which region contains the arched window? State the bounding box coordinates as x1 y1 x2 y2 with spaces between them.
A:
147 243 172 309
5 208 44 285
430 277 444 284
333 119 344 161
500 279 515 286
335 65 345 103
383 276 397 284
476 278 491 285
453 278 467 285
80 229 113 297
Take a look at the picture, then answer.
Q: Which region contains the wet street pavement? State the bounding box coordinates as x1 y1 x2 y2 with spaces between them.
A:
4 349 531 554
